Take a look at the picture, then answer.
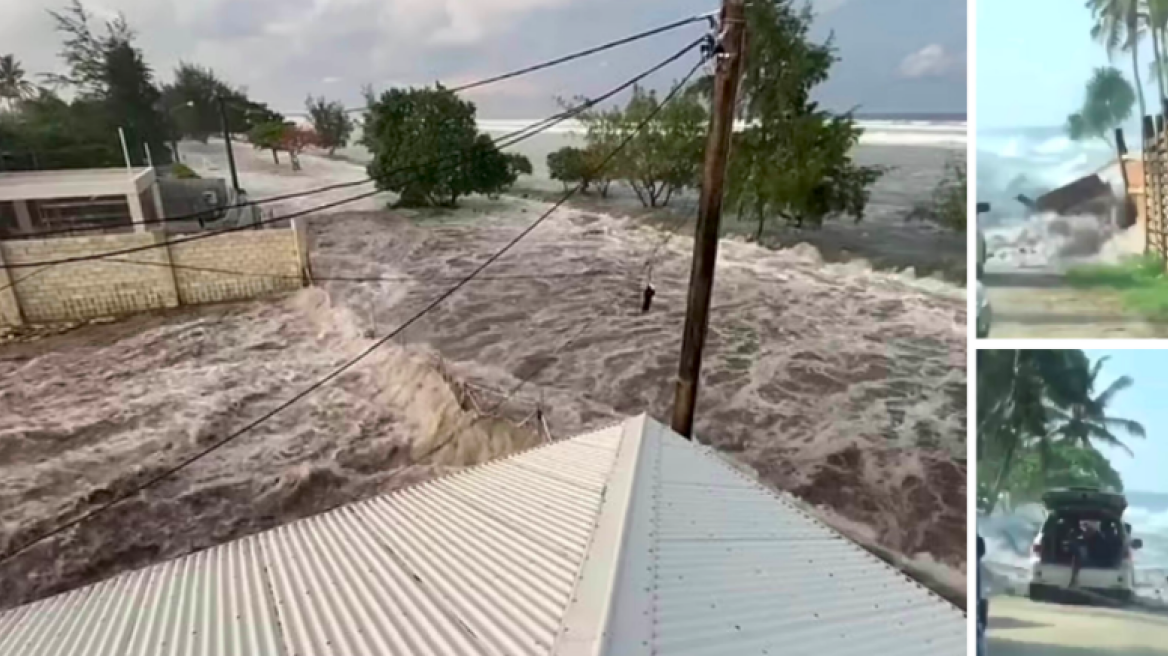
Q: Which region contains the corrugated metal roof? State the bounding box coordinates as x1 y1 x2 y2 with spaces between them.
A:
0 415 964 656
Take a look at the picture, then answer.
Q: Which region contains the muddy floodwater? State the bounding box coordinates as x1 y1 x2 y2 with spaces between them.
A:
0 144 967 609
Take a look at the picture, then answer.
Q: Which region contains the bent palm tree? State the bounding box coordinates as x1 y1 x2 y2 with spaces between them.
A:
1088 0 1147 121
1045 356 1146 457
1147 0 1168 107
0 54 36 111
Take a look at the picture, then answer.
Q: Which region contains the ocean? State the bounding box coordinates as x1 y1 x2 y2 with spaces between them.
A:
977 124 1140 270
332 117 970 278
980 491 1168 598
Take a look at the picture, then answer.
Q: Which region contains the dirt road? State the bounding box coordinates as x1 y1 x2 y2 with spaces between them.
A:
988 596 1168 655
983 272 1168 339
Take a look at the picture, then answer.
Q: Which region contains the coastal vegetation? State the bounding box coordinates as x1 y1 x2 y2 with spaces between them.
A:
978 349 1145 514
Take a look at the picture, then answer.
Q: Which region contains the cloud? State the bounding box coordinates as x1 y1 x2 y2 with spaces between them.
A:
812 0 851 14
0 0 966 117
898 44 960 78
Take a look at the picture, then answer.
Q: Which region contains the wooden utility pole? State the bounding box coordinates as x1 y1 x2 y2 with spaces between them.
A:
670 0 747 439
218 96 241 193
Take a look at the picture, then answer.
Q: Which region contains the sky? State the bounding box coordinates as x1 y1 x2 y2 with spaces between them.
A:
978 0 1162 130
1083 349 1168 495
0 0 967 118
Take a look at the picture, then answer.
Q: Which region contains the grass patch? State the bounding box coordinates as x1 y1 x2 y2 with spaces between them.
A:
1066 254 1167 288
1067 255 1168 318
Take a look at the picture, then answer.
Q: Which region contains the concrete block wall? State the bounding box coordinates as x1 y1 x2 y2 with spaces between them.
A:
170 229 303 305
0 228 305 326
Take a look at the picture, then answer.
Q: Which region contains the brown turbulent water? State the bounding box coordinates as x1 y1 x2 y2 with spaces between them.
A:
0 148 966 610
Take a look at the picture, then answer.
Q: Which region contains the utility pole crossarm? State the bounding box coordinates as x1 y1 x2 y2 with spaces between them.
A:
670 0 747 439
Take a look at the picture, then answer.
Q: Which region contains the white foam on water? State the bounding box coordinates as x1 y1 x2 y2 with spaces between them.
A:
477 118 967 148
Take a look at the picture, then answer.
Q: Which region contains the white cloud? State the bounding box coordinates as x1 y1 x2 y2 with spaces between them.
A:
812 0 851 15
898 44 959 78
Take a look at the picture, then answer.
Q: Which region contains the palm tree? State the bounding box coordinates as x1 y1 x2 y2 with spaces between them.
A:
1145 0 1168 107
1088 0 1147 121
0 54 36 112
978 350 1083 513
978 351 1143 514
1045 356 1146 456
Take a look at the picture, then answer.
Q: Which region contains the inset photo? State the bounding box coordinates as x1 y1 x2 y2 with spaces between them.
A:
977 349 1168 654
977 0 1168 339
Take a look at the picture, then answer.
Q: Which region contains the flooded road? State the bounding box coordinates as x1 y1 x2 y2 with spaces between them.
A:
983 272 1168 339
0 143 967 609
988 596 1168 656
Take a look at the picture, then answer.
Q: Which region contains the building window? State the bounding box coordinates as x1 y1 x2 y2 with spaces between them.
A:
30 196 133 235
0 202 17 238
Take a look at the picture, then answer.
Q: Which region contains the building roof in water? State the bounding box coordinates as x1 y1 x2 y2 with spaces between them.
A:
0 415 965 656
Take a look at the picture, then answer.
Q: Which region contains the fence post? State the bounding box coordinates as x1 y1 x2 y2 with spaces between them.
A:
290 217 312 285
0 243 26 327
154 232 183 308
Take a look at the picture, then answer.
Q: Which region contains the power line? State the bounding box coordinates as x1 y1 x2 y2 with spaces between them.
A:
5 12 712 240
394 94 704 466
102 256 618 284
341 11 716 113
0 40 697 298
0 51 708 565
1 36 705 274
7 176 377 241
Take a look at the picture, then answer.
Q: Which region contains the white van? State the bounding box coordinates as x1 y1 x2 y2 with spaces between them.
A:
1029 487 1143 604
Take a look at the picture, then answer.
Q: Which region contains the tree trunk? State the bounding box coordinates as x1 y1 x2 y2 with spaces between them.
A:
662 185 675 208
1133 44 1148 122
1154 29 1167 110
754 211 765 242
985 433 1018 516
272 149 280 165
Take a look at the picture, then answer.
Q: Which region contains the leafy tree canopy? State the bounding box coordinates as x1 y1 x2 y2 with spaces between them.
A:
977 349 1144 514
724 0 885 233
361 86 515 207
1067 66 1135 151
306 95 354 156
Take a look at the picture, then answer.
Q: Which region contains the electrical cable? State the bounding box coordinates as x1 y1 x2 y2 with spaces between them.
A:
400 75 706 466
7 12 712 239
340 11 716 113
0 51 708 565
99 256 619 284
0 34 705 292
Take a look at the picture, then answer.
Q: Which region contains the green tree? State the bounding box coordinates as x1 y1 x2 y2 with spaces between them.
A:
1045 356 1146 454
249 121 287 165
505 153 533 178
0 55 36 112
160 63 239 142
978 350 1145 514
908 159 966 232
574 104 623 197
724 0 885 234
608 84 705 208
1087 0 1147 121
0 90 121 169
1146 0 1168 105
305 95 354 156
361 86 513 207
45 0 171 166
1067 67 1136 158
463 134 516 198
547 146 592 191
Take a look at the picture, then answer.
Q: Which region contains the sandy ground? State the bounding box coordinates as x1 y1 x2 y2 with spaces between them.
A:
983 272 1168 339
0 143 967 610
988 596 1168 655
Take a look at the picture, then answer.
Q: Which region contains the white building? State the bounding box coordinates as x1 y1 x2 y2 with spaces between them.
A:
0 415 965 655
0 168 164 238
